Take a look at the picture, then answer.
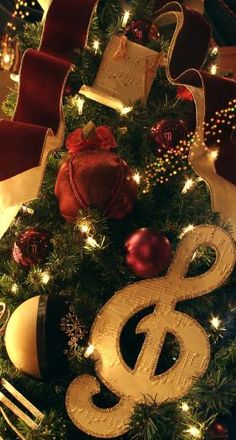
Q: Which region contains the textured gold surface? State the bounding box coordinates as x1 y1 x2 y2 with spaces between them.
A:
79 35 162 111
66 225 236 438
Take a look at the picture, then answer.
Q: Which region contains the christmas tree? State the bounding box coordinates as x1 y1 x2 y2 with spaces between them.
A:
0 0 236 439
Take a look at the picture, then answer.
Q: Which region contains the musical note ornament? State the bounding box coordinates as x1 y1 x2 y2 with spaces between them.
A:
66 225 236 438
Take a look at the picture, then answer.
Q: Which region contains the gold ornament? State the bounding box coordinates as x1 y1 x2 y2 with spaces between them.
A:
66 225 236 438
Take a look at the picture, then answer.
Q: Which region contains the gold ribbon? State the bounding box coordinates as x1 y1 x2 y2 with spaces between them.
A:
154 2 236 238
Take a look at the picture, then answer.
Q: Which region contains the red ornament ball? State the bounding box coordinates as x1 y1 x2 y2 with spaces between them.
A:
207 422 229 439
63 83 73 97
12 228 51 268
126 19 159 44
176 85 193 101
55 150 138 222
151 118 188 156
125 228 172 278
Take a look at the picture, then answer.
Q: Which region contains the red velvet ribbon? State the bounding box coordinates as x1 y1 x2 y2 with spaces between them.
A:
0 0 98 182
154 0 236 185
0 0 235 188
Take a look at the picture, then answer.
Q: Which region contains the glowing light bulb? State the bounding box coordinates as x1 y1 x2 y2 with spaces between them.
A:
41 271 50 285
133 173 141 184
186 426 202 438
10 73 20 83
11 283 18 294
76 96 85 115
86 236 100 249
120 106 132 115
210 64 217 75
209 150 219 162
78 220 91 235
179 224 195 239
84 344 95 358
212 46 218 55
122 10 130 27
3 54 11 64
181 402 190 412
21 204 34 214
182 178 194 194
93 40 100 54
210 316 221 330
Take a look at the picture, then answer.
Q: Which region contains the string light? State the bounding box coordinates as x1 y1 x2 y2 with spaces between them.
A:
182 178 195 194
210 316 221 330
21 204 34 215
211 46 219 55
10 73 20 83
210 64 217 75
3 54 11 64
92 40 100 54
41 271 50 285
77 219 92 235
181 402 190 412
186 426 202 438
76 96 85 115
179 224 195 239
86 236 100 249
120 106 133 115
84 344 95 358
122 10 130 27
11 283 18 294
208 150 219 162
1 0 34 71
132 172 141 185
143 99 235 193
143 141 189 192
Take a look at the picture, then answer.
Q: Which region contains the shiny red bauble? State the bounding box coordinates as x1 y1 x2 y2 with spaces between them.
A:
12 228 51 268
126 19 159 44
125 228 172 278
63 83 73 97
151 118 188 156
55 150 138 222
207 422 229 439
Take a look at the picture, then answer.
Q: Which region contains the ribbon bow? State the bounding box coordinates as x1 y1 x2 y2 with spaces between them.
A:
66 125 116 154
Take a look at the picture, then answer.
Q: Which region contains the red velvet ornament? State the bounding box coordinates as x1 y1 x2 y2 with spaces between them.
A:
176 85 193 101
55 126 138 222
12 229 52 268
125 228 172 278
126 19 159 44
150 118 188 156
63 83 73 97
207 422 229 439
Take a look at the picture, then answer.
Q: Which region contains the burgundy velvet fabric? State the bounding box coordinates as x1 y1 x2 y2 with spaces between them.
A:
14 50 70 133
0 0 235 189
55 150 138 222
40 0 98 61
0 0 98 182
154 2 236 185
0 120 48 180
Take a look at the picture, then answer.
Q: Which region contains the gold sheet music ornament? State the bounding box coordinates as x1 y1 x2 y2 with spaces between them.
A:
66 225 236 438
79 35 162 112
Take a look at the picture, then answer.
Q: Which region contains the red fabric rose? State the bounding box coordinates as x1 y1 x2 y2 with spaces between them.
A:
176 85 193 101
66 126 116 154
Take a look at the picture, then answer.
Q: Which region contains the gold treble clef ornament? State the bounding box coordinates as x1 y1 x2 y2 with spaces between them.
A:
66 225 236 438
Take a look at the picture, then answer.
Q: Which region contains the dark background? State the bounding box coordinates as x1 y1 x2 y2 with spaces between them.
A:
0 0 236 45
